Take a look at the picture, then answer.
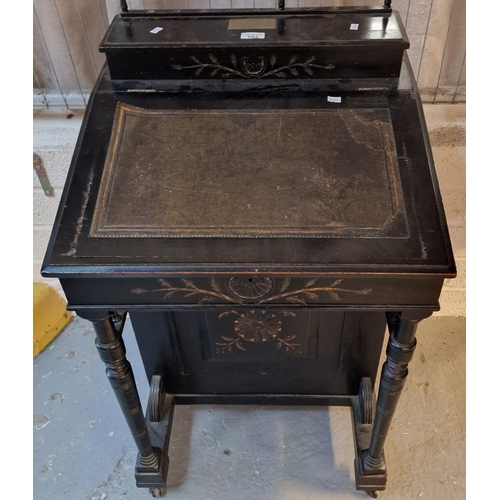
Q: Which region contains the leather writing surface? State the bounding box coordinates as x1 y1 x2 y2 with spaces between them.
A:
90 103 407 238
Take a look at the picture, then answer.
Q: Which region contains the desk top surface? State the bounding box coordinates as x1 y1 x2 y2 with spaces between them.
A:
100 10 409 49
42 26 454 278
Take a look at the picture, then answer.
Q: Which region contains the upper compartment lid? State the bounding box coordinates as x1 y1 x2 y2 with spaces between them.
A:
99 9 410 51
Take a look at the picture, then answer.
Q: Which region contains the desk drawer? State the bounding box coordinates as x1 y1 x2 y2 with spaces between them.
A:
62 275 443 309
132 276 372 305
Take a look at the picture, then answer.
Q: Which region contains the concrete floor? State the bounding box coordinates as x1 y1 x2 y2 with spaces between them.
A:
33 315 465 500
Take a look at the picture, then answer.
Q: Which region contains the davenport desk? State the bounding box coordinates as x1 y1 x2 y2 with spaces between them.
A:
42 3 456 498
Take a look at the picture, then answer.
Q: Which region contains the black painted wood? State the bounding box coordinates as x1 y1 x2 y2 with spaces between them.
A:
130 310 386 396
41 6 455 498
41 82 454 275
100 10 408 81
77 310 160 470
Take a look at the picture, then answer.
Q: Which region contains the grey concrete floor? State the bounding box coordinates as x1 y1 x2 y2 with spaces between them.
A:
33 315 465 500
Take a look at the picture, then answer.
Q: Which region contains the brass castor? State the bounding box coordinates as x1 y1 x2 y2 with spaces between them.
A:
149 486 167 498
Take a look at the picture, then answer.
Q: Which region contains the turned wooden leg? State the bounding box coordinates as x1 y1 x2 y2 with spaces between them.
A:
77 310 166 487
355 310 431 494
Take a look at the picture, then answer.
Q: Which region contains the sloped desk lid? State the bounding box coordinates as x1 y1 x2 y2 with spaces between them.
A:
42 61 455 276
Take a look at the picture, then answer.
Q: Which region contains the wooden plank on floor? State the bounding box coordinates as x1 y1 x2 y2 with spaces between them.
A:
34 0 85 107
405 0 433 80
454 54 465 103
435 0 466 102
416 0 455 102
34 7 65 107
144 0 166 9
53 0 98 94
74 0 108 79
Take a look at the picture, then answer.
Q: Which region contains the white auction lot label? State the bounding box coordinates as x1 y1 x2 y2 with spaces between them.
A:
240 32 266 39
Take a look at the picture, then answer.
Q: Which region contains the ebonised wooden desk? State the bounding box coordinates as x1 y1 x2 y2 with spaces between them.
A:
42 4 455 498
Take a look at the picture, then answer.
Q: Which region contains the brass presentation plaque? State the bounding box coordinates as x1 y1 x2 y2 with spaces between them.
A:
228 19 277 30
90 103 407 238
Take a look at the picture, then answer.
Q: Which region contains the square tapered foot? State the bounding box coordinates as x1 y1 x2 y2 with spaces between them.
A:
135 449 169 489
354 450 387 493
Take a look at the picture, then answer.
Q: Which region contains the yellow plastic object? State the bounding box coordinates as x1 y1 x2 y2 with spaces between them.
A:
33 283 73 357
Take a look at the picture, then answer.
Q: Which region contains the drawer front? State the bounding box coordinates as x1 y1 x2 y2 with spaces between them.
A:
131 276 371 305
61 275 443 309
